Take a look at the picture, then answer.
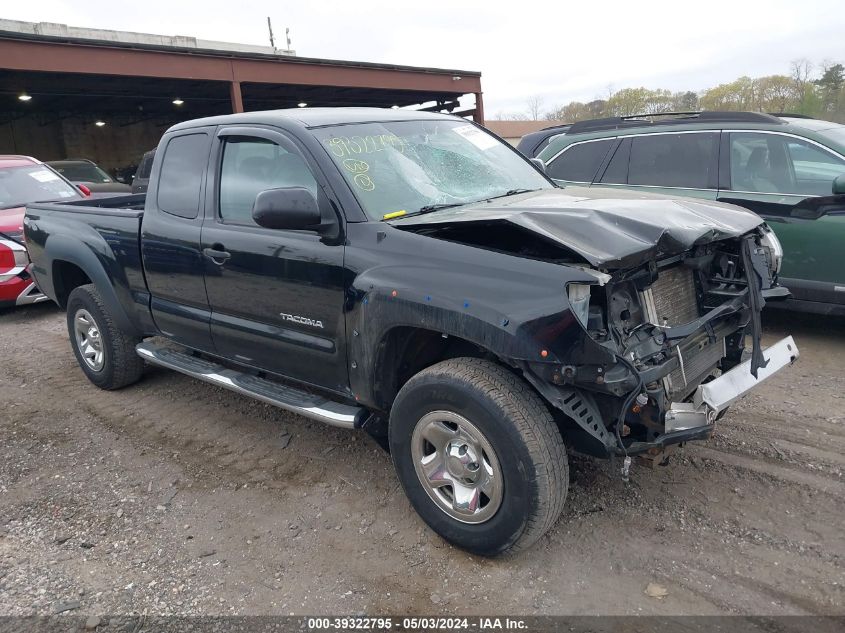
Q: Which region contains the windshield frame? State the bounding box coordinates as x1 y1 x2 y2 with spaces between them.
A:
311 118 554 221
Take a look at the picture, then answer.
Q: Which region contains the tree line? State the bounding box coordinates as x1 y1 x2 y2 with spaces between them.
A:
498 60 845 124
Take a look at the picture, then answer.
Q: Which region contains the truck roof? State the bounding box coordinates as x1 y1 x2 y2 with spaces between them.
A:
167 107 460 132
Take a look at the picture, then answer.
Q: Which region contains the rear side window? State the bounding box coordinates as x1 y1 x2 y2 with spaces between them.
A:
157 134 210 219
599 137 631 184
628 132 718 189
546 139 614 182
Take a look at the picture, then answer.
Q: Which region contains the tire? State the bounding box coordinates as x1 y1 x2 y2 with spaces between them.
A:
389 358 568 556
66 284 144 390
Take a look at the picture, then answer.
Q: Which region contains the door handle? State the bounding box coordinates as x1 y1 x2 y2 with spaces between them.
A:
203 246 231 264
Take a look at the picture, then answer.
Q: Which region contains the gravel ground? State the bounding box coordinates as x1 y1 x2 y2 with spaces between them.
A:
0 303 843 617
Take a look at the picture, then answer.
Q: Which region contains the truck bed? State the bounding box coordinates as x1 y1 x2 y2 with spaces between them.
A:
28 193 146 215
24 194 151 336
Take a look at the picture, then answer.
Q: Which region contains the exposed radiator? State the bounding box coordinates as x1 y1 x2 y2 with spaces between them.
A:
639 265 725 400
640 266 699 326
666 336 726 399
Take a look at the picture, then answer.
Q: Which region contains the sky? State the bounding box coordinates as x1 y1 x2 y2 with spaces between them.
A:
4 0 844 117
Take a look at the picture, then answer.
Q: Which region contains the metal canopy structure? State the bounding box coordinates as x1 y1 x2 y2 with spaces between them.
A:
0 22 483 170
0 69 467 125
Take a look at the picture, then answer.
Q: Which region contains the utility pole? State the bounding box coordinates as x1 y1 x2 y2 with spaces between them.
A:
267 17 275 49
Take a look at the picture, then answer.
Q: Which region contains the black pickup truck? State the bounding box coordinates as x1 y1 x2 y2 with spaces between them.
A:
25 108 798 555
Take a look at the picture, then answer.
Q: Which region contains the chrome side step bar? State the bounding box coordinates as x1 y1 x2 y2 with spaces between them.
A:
136 342 364 429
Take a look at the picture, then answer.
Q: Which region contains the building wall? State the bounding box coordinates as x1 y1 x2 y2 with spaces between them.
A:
0 118 66 162
0 117 167 175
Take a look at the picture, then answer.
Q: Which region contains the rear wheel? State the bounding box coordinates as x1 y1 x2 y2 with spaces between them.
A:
66 284 144 390
389 358 568 556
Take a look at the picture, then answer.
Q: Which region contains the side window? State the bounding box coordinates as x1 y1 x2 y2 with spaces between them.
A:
628 133 718 189
546 139 614 182
157 134 210 219
727 132 845 196
599 137 631 184
729 133 791 194
786 138 845 195
219 136 319 226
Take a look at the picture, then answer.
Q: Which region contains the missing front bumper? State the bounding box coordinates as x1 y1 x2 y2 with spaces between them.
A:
665 336 799 432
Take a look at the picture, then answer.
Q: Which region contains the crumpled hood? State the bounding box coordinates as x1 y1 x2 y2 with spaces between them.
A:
392 187 764 268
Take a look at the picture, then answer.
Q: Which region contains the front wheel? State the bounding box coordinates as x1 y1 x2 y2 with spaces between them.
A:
389 358 568 556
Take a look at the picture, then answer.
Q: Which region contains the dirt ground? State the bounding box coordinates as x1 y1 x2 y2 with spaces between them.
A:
0 303 843 617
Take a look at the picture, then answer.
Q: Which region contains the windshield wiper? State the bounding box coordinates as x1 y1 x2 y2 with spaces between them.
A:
485 188 540 201
382 202 469 220
383 190 540 221
413 192 537 215
417 202 466 213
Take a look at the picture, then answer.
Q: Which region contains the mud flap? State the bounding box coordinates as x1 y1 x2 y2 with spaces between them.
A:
522 367 616 456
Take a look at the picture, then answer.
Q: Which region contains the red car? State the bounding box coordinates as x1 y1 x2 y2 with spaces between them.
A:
1 155 85 308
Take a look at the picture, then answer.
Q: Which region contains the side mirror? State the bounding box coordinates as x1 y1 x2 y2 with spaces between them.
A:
832 173 845 195
530 157 546 174
252 187 321 231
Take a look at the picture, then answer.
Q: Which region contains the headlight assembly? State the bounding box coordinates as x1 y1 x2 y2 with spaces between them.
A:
759 225 783 275
567 283 592 330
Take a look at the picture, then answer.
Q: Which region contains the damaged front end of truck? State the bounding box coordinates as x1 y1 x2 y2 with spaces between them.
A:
521 224 798 463
393 190 799 465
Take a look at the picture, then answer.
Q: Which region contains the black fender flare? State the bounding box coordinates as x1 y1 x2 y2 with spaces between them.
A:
347 285 582 409
44 233 141 336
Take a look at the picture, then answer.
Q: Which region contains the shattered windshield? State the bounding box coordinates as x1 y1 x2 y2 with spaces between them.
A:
312 119 552 220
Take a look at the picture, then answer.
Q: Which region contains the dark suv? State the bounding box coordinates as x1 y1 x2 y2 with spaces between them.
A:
520 112 845 315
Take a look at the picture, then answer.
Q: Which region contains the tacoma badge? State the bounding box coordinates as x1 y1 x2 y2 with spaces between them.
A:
279 312 324 329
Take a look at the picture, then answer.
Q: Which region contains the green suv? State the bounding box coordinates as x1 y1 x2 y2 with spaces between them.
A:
524 112 845 315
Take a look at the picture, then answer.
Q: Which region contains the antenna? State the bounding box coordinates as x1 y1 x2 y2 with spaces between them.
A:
286 27 291 51
267 17 275 49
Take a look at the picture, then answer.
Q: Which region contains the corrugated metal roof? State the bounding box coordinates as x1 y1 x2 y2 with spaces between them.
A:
0 19 481 77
